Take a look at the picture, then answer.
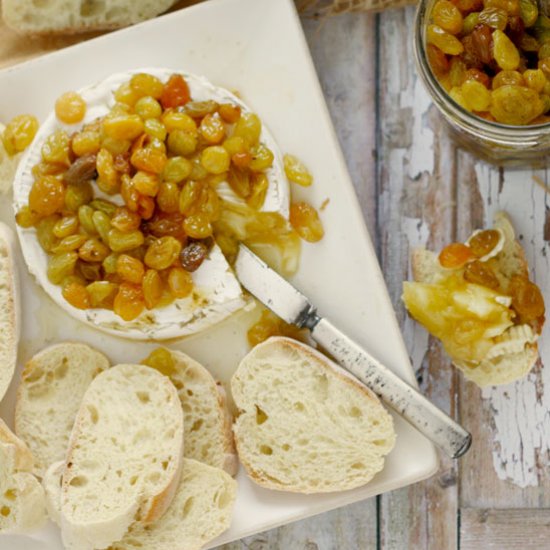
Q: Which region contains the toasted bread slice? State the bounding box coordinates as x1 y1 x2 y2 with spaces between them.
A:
0 222 20 403
142 348 237 475
231 337 396 494
59 364 184 550
44 458 237 550
2 0 178 35
15 342 110 478
406 212 542 387
0 419 46 534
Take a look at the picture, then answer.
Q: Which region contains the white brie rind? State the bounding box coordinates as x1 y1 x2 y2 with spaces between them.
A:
13 68 290 340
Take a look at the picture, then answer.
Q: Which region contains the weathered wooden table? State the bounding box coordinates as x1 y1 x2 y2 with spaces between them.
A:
2 3 549 549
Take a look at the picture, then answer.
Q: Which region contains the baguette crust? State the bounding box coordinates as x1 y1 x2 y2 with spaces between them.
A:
409 212 541 387
232 337 395 494
45 458 237 550
0 222 20 403
144 348 237 476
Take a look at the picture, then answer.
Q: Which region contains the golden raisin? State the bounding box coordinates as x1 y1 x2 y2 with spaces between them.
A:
143 269 163 309
130 73 164 99
468 229 501 257
2 114 39 155
62 281 91 309
144 236 182 270
438 242 474 268
199 113 226 144
29 176 65 217
509 276 545 321
463 260 500 289
283 154 313 186
289 202 324 243
114 283 145 321
116 254 145 284
55 92 87 124
167 267 193 298
432 0 463 34
160 74 191 109
183 214 213 239
427 24 464 55
218 103 241 123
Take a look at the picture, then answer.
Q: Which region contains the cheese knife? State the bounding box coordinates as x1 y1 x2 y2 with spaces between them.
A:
235 244 472 459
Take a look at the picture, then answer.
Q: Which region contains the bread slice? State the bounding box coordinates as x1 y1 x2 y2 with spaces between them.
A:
14 342 110 478
407 212 541 387
0 122 22 194
0 419 47 534
45 458 237 550
0 222 20 403
231 337 396 494
142 348 237 475
59 364 184 550
2 0 178 35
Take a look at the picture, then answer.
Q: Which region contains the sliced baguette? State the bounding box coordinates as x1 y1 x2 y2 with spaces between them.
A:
0 222 20 403
59 364 184 550
231 337 396 494
2 0 178 35
142 348 237 475
15 342 110 477
0 418 47 534
0 122 22 194
45 458 237 550
408 212 541 387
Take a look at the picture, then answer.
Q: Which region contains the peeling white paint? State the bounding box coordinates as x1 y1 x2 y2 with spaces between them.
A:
381 9 434 373
402 217 431 373
476 164 550 488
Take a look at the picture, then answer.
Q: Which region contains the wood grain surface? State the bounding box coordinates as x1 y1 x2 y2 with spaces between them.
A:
1 1 549 549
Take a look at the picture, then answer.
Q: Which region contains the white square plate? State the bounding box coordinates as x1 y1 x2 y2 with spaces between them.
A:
0 0 438 547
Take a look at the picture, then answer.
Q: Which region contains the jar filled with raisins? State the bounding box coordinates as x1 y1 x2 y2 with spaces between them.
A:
414 0 550 165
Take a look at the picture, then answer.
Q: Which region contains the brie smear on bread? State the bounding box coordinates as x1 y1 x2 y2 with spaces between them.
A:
13 69 290 340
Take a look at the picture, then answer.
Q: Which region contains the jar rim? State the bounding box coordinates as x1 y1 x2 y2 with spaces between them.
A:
414 0 550 142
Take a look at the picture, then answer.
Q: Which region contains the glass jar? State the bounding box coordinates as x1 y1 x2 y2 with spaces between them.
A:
414 0 550 166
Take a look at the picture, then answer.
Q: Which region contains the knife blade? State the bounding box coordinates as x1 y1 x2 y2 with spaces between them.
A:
235 245 471 459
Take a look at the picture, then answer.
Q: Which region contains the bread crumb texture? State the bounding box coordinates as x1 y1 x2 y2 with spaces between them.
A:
15 342 110 477
0 419 47 534
232 337 396 494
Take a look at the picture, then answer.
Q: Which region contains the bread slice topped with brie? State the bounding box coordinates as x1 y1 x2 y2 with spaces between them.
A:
402 212 544 387
13 68 291 341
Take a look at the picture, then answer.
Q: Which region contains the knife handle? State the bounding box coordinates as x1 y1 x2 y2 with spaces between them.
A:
310 317 471 459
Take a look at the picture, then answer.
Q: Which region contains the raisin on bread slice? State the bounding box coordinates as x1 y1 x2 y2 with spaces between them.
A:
142 348 237 475
2 0 179 35
403 212 544 387
231 337 396 494
15 342 110 478
59 364 184 550
0 222 20 403
44 458 237 550
0 419 46 534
